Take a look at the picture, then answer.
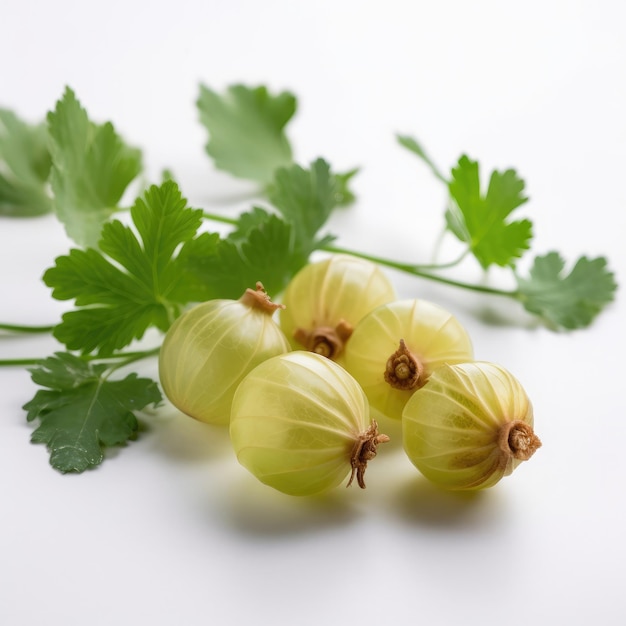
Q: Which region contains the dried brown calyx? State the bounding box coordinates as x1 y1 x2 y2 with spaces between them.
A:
293 320 353 360
384 339 425 390
347 420 390 489
498 420 542 461
239 282 286 315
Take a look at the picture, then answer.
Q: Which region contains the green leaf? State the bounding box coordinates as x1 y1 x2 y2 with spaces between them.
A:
227 206 274 241
197 83 296 184
197 159 350 298
267 157 339 258
43 181 209 355
223 210 296 297
396 134 448 183
0 109 52 216
47 87 142 247
165 231 221 303
181 208 296 299
333 167 360 207
447 155 532 268
23 352 161 473
516 252 617 330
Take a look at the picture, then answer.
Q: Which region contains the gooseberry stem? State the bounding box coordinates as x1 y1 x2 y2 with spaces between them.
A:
293 320 353 360
499 420 542 461
384 339 424 390
239 282 285 313
347 420 390 489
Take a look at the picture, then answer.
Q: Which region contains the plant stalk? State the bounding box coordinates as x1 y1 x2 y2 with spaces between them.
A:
200 211 519 298
0 348 160 369
203 211 238 226
322 244 519 298
0 323 56 334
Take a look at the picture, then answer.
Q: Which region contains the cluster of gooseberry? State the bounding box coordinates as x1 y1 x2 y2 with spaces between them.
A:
158 254 541 496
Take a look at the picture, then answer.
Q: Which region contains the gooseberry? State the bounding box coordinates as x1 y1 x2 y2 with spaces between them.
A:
402 361 541 490
158 283 290 425
343 298 474 420
229 351 390 496
278 254 396 361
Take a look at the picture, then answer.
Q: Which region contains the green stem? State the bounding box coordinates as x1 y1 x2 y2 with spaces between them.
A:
430 225 448 265
105 347 161 374
0 347 160 369
203 211 238 226
322 244 519 298
0 357 44 367
425 247 469 270
200 210 518 299
0 323 56 334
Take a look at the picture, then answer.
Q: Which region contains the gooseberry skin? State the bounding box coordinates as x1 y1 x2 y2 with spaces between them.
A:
342 299 474 421
278 254 396 361
230 351 387 496
402 362 541 490
158 288 290 426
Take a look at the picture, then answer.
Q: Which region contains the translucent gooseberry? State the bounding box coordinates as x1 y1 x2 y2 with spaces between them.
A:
343 298 474 420
158 283 290 425
229 351 390 496
278 254 396 362
402 361 541 490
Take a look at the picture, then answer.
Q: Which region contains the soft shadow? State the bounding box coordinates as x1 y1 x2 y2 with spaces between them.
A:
372 412 403 451
468 302 543 331
211 472 360 538
392 473 508 530
141 405 232 464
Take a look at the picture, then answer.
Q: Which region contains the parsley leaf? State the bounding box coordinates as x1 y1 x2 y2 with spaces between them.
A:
227 205 275 241
187 158 347 300
516 252 617 329
23 352 161 473
43 181 210 355
333 167 360 207
197 83 296 185
47 87 142 247
0 109 52 216
215 210 296 298
174 208 295 299
267 157 339 261
164 231 221 302
178 167 346 300
446 155 533 268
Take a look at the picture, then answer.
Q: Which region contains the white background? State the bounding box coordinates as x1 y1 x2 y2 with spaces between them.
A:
1 1 625 624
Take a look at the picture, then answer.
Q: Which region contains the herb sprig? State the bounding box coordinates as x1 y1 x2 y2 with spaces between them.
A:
0 83 617 472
